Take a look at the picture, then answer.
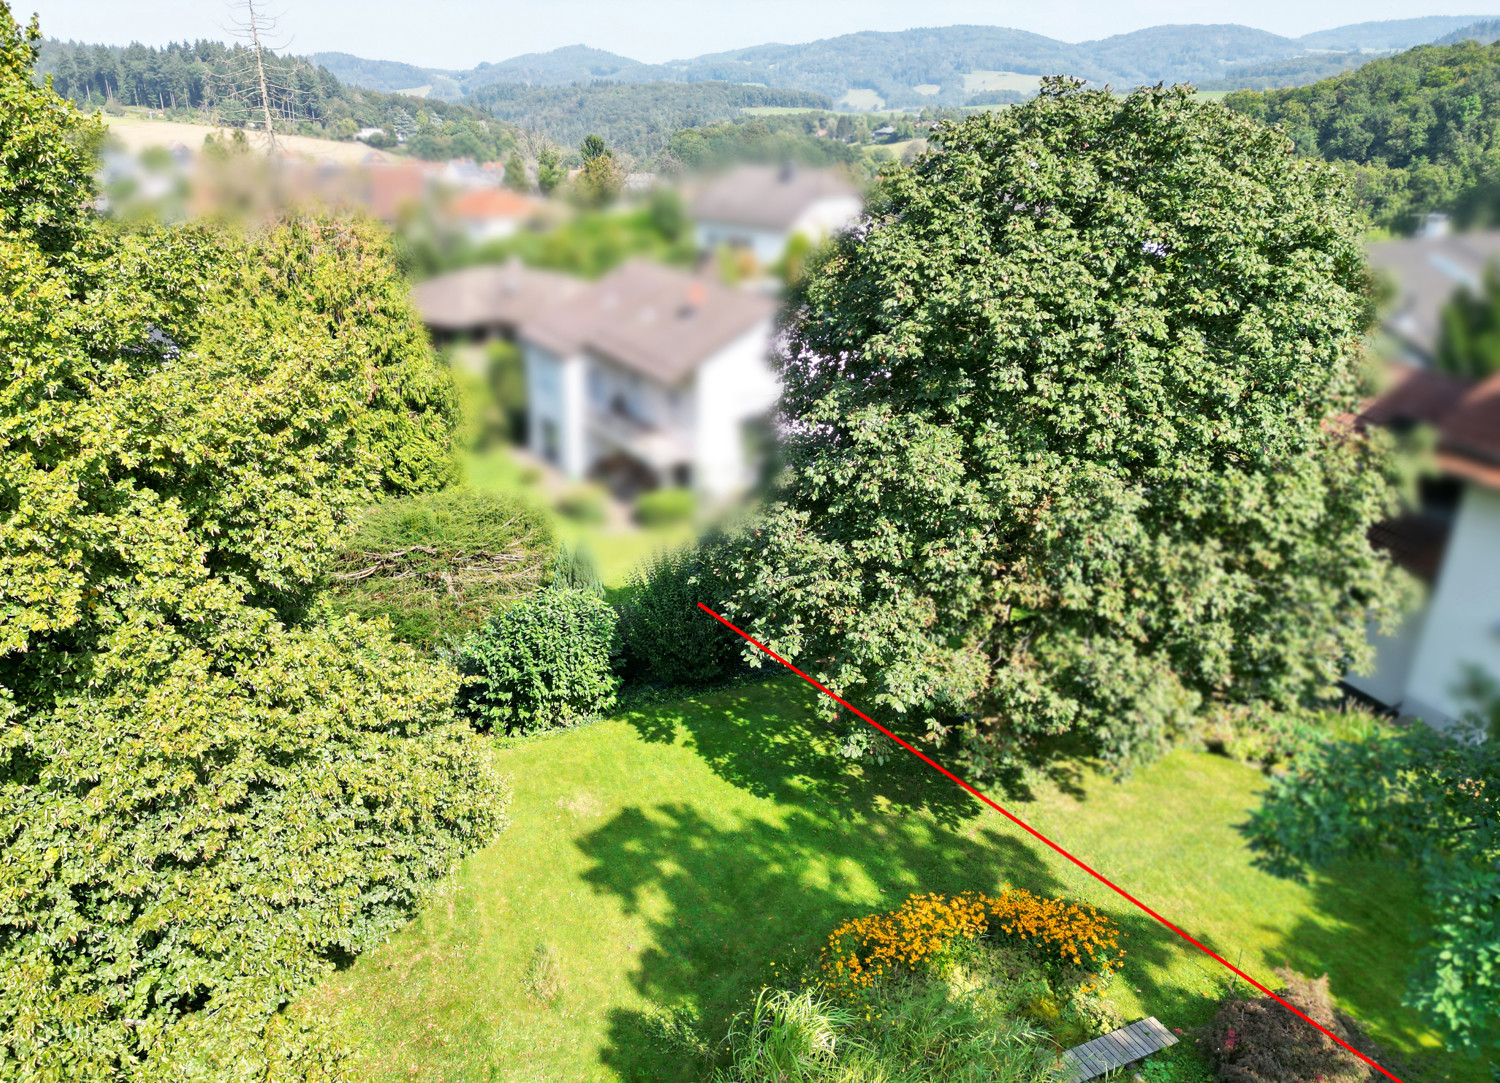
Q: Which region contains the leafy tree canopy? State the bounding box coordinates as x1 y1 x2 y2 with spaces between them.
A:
719 79 1406 775
1437 262 1500 379
1248 677 1499 1049
0 6 500 1074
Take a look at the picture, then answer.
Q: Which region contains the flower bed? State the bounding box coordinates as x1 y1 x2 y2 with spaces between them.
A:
819 889 1124 994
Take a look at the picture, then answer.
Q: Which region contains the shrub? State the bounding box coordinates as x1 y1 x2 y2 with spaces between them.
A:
1207 970 1388 1083
558 482 608 523
0 616 511 1079
820 890 1124 997
618 544 742 688
635 486 696 526
327 488 554 646
719 988 855 1082
552 542 604 597
454 587 620 733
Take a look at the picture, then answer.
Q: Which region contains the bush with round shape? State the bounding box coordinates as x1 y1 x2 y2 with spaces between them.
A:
635 486 696 526
557 483 609 524
454 587 620 733
327 488 554 647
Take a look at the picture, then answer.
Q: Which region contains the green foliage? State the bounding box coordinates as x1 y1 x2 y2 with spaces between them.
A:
1248 722 1499 1049
1438 263 1500 379
453 587 620 733
557 482 609 523
503 150 529 192
0 23 507 1074
242 215 464 495
536 145 565 196
1207 969 1391 1082
580 132 608 160
0 616 510 1079
572 145 624 208
486 338 528 439
33 37 516 161
469 81 830 160
648 186 689 242
1224 40 1500 231
618 544 742 688
634 486 696 526
3 13 100 259
714 975 1059 1083
551 542 604 598
326 488 554 646
665 116 862 173
722 79 1405 773
461 205 698 280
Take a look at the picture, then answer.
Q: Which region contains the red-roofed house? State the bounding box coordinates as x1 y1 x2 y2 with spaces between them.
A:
449 188 542 243
1348 365 1500 729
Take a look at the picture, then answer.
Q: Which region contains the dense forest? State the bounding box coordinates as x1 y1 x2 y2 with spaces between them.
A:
468 80 830 159
34 38 519 161
1225 39 1500 231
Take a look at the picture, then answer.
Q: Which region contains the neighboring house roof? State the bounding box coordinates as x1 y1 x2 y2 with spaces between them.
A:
1358 362 1500 491
411 261 586 332
1436 372 1500 488
520 259 776 385
450 187 539 221
1367 230 1500 361
688 164 858 232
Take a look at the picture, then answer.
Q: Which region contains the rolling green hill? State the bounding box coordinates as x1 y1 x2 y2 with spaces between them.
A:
1225 38 1500 231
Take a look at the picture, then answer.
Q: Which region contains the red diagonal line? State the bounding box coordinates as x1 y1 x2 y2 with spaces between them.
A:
698 602 1406 1083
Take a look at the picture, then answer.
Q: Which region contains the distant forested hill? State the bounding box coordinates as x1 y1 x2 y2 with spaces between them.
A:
1225 39 1500 231
320 18 1500 111
311 51 463 100
34 39 517 161
468 81 830 158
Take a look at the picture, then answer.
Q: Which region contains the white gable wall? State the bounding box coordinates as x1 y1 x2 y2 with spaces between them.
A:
523 341 587 478
791 195 863 246
693 319 779 499
1401 483 1500 728
694 221 789 267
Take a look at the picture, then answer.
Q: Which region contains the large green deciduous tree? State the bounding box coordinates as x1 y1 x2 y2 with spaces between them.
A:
722 80 1406 772
0 6 501 1077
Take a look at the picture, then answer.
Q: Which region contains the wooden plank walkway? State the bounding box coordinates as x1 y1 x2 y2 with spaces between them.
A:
1057 1016 1179 1083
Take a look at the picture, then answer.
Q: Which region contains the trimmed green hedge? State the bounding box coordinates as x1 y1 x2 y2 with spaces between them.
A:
634 486 695 526
327 488 554 647
618 543 742 688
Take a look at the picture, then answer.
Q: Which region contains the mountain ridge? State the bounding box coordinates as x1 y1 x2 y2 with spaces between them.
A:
314 15 1498 108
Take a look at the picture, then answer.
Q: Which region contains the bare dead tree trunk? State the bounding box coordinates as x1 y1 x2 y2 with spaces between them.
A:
245 0 277 153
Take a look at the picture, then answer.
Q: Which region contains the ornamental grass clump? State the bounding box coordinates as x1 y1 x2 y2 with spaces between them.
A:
819 890 1123 996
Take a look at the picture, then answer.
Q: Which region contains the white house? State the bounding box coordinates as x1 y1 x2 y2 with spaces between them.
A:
518 260 779 500
689 163 862 267
1348 366 1500 731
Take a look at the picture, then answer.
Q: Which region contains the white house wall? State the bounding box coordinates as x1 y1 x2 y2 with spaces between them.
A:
523 342 586 478
693 319 779 499
1402 484 1500 728
791 196 863 245
694 222 790 267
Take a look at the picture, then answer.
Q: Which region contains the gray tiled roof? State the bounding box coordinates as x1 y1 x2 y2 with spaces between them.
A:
520 259 776 385
411 261 586 332
689 163 858 231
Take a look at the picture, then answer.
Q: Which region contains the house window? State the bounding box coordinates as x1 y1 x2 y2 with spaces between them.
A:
541 419 559 465
672 463 692 488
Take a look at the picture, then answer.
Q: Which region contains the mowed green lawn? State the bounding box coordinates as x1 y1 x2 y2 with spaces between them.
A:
303 677 1488 1082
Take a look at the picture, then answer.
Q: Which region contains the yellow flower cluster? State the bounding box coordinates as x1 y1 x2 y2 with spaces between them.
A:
819 889 1124 994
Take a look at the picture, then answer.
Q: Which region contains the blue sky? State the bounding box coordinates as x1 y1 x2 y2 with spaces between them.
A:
28 0 1497 68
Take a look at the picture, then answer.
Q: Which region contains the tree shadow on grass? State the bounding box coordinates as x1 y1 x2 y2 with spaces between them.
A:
579 678 1200 1082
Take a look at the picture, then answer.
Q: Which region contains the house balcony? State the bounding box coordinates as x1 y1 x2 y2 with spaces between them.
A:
586 406 693 492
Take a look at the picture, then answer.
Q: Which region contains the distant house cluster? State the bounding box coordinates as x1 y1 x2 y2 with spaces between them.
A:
413 164 863 501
